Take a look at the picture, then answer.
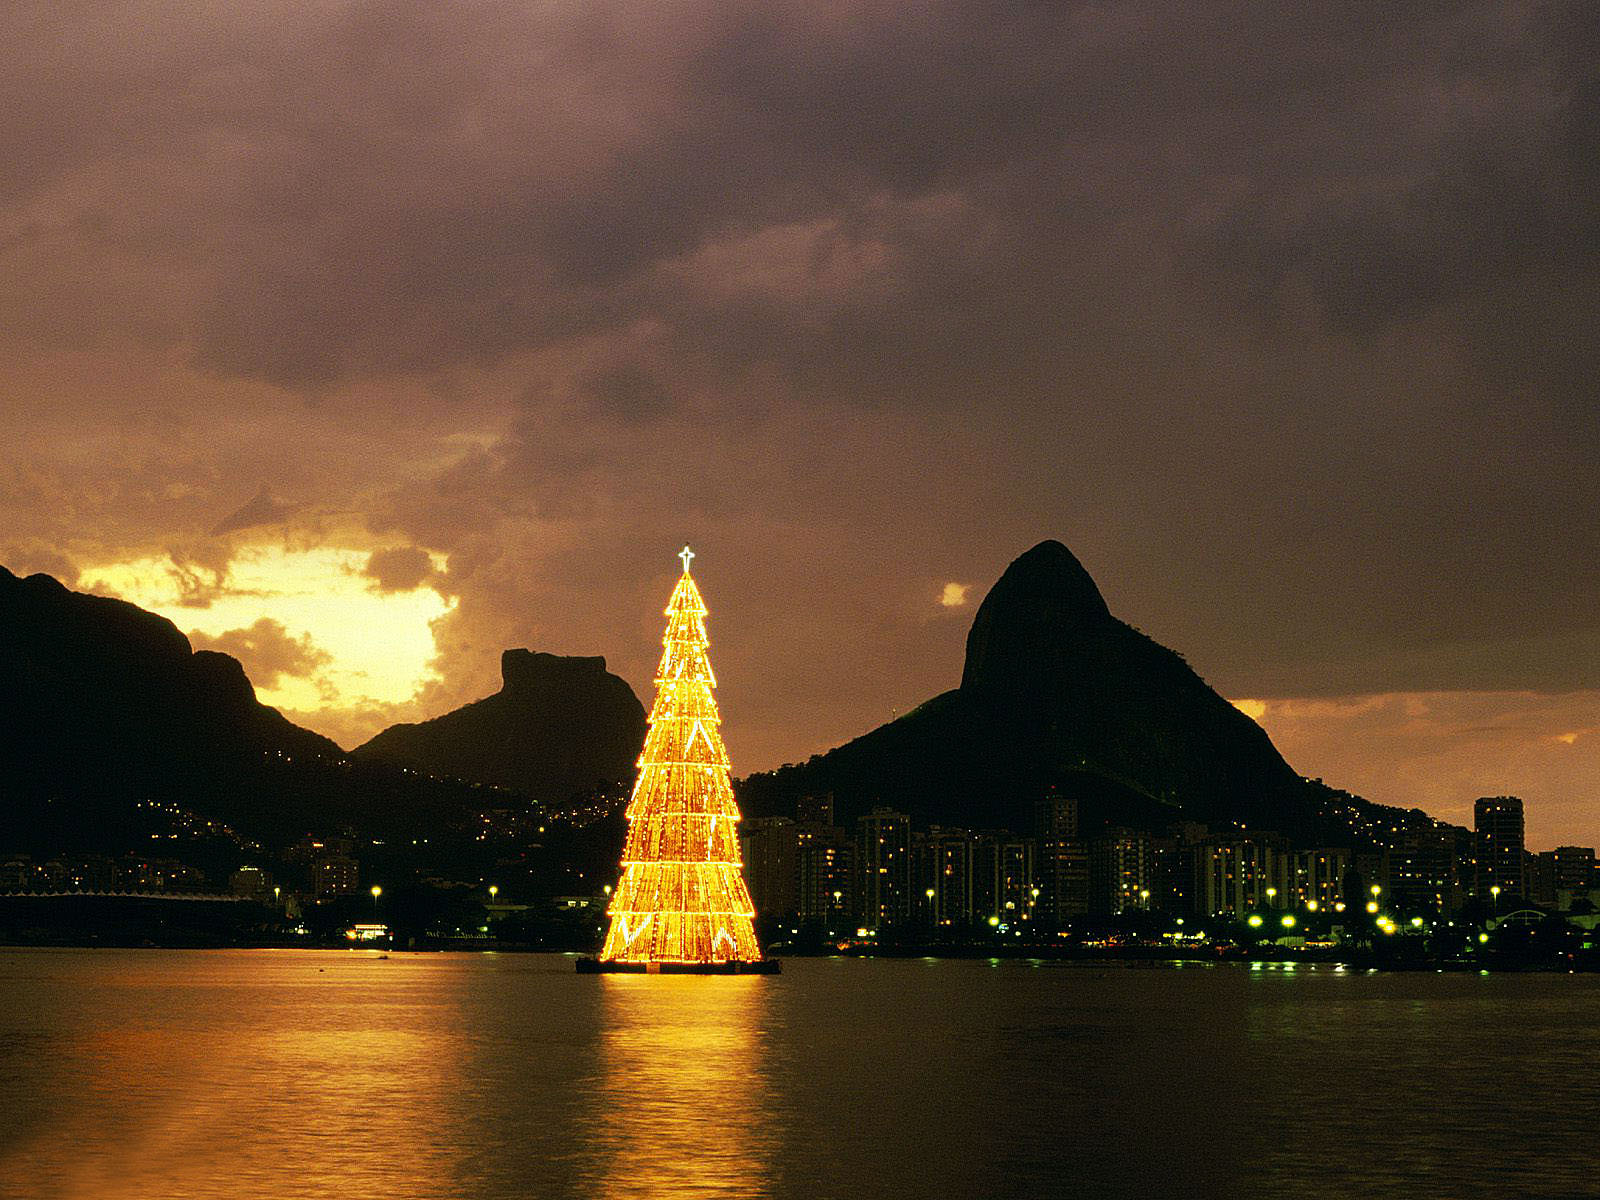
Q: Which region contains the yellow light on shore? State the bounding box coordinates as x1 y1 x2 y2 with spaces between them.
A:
596 547 762 965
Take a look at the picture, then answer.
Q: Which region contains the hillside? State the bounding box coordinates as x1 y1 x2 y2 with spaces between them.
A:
355 650 646 805
740 540 1375 842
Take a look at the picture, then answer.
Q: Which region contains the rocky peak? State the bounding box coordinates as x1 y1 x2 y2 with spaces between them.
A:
500 649 611 694
960 539 1114 695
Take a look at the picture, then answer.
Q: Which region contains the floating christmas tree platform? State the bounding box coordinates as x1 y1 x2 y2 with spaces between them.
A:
578 546 778 976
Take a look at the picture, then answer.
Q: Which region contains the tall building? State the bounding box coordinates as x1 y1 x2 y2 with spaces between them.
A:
856 808 913 931
1288 848 1350 911
1035 791 1089 926
1534 846 1597 907
1474 796 1525 899
915 827 975 931
311 854 360 898
740 816 799 918
1190 836 1287 915
1552 846 1596 892
797 826 854 926
1387 826 1461 913
1089 828 1155 915
230 865 275 901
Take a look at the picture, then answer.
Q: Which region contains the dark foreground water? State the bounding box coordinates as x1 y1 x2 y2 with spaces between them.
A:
0 950 1596 1199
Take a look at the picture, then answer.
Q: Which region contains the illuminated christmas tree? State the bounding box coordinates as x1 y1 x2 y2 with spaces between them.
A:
595 546 766 968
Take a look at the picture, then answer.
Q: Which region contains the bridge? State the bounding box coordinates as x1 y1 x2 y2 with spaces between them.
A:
0 890 253 903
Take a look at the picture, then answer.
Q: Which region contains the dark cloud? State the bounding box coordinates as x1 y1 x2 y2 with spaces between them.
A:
189 618 331 690
362 545 436 594
3 1 1600 834
212 486 302 536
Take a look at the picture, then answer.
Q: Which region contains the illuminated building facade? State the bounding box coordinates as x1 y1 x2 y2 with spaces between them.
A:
797 824 854 924
1475 796 1525 898
1289 848 1351 911
1090 828 1155 915
1035 791 1089 924
311 854 359 898
856 808 912 931
1192 836 1287 915
596 548 763 965
915 827 975 929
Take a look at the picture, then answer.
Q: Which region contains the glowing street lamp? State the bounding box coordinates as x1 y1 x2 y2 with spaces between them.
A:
1265 887 1278 907
1246 914 1263 928
1139 888 1151 909
370 884 382 916
488 885 498 901
1306 899 1319 913
1365 900 1380 914
1490 885 1501 912
1280 914 1296 929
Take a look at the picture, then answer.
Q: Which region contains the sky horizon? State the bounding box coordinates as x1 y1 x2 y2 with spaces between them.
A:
4 3 1597 847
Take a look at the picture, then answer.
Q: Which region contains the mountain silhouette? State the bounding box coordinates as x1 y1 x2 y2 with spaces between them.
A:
740 540 1347 839
0 566 345 846
354 649 646 803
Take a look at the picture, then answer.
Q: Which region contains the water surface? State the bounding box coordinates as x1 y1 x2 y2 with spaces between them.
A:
0 950 1594 1198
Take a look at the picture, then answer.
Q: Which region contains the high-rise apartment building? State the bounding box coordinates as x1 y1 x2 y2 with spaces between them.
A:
797 824 854 925
1474 796 1525 898
856 809 913 931
1035 790 1089 925
740 816 799 918
1089 828 1155 915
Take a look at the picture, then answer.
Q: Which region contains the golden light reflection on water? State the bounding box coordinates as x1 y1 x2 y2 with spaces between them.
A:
0 950 476 1200
581 975 776 1200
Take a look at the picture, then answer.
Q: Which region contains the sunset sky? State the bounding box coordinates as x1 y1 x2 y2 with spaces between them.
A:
3 3 1597 846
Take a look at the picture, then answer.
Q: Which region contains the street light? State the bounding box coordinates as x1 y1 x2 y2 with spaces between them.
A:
1265 887 1277 906
488 885 498 901
1139 888 1150 909
370 884 382 916
1490 885 1501 912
